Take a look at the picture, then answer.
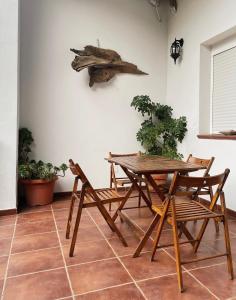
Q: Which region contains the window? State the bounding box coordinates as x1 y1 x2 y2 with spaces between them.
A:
211 45 236 133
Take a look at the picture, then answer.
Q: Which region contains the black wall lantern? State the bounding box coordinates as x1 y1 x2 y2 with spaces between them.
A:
170 38 184 64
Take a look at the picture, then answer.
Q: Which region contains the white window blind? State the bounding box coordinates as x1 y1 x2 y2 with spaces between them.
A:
212 46 236 133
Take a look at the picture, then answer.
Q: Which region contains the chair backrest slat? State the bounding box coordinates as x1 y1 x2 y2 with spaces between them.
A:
187 154 214 176
169 169 230 196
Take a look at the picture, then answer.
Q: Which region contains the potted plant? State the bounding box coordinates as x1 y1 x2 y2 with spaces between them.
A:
18 128 68 206
131 95 187 185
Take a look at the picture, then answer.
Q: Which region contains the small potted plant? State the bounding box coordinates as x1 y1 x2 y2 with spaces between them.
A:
131 95 187 186
18 128 68 206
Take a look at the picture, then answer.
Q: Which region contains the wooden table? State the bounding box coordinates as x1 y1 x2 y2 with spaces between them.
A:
106 155 206 238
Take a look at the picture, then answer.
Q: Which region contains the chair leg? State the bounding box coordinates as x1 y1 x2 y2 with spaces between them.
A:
178 221 186 239
209 186 220 233
112 184 135 222
69 189 85 257
138 182 142 208
66 178 78 239
151 215 166 261
193 219 209 253
223 216 234 279
220 193 234 279
66 194 76 239
146 182 152 204
214 219 220 233
133 213 160 258
96 201 128 247
171 201 184 292
151 198 170 261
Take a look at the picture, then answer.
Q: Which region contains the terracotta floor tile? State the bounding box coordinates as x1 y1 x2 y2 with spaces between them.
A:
3 197 235 299
0 279 3 295
15 219 56 237
53 208 72 220
98 222 134 239
52 198 74 210
134 217 157 231
191 263 236 299
228 220 236 234
17 211 53 224
138 272 216 299
19 204 52 214
0 256 8 279
53 208 88 222
166 243 225 270
0 238 11 257
86 204 114 216
8 247 64 276
12 231 59 254
88 210 115 226
206 236 236 261
3 268 71 300
68 258 132 294
63 240 115 266
55 215 94 232
151 228 179 244
0 225 14 240
75 283 144 299
123 207 153 220
123 200 145 210
124 208 171 231
58 225 103 245
185 219 225 241
120 251 176 280
108 235 153 257
0 215 16 227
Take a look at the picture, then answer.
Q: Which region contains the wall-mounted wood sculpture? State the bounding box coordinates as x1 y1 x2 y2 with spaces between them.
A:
70 46 148 87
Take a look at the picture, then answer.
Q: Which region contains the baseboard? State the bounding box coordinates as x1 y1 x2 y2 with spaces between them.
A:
0 208 17 216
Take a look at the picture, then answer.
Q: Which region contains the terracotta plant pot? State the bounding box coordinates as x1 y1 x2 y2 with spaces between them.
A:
20 177 57 206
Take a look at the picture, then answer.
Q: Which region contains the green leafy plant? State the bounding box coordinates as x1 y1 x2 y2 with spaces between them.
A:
18 160 68 180
131 95 187 159
18 128 34 164
18 128 68 180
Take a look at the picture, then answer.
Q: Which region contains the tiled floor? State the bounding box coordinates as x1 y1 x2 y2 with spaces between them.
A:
1 194 236 300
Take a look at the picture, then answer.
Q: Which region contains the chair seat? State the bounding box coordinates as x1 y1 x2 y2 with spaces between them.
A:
83 188 123 203
152 199 223 222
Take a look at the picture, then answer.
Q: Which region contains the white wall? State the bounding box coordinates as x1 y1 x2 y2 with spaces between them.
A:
20 0 168 192
166 0 236 210
0 0 19 210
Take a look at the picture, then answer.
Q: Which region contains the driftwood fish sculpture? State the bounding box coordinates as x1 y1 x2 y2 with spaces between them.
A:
70 46 148 87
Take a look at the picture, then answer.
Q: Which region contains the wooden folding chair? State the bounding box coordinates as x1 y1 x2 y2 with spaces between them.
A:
133 169 233 292
66 159 133 257
108 152 151 210
178 154 217 234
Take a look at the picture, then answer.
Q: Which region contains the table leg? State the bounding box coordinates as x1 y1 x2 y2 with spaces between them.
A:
112 183 135 222
121 167 153 213
144 174 166 201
